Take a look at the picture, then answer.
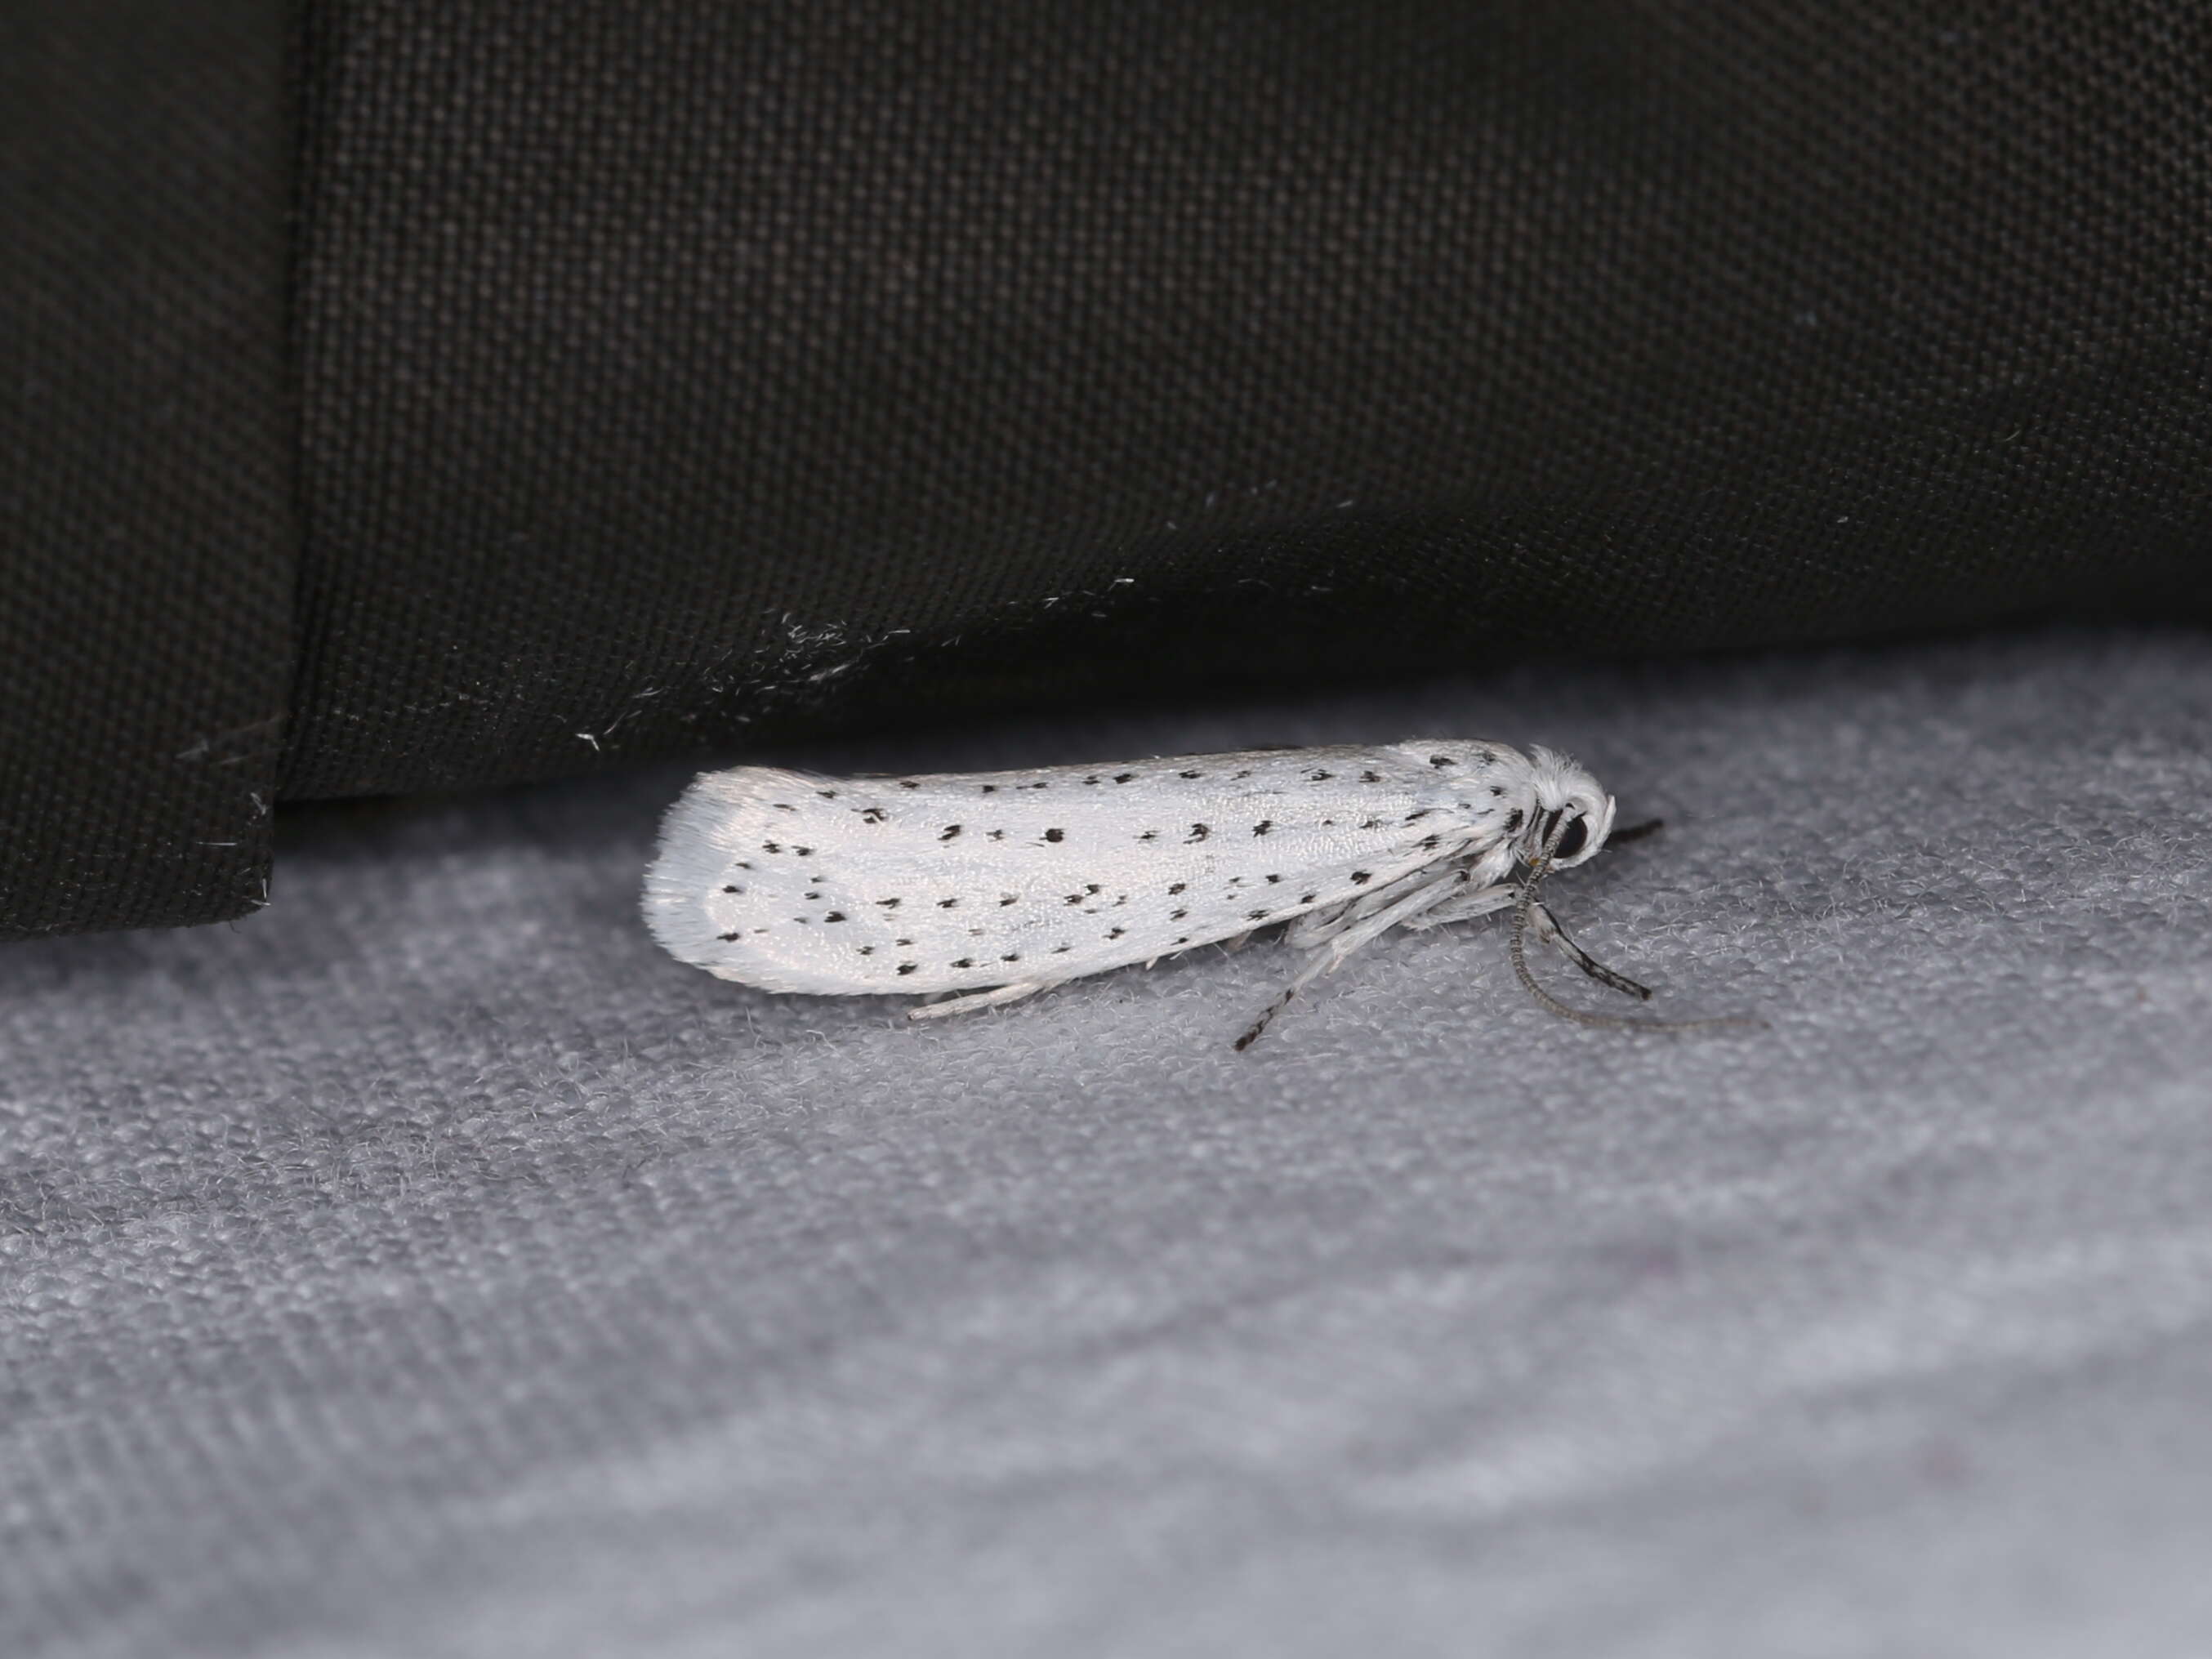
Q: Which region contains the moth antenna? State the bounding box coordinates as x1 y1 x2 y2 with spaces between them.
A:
1509 825 1762 1032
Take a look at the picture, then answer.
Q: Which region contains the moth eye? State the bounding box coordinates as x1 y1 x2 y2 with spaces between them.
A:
1554 814 1589 860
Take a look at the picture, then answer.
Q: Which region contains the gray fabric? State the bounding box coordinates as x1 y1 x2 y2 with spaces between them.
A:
7 627 2212 1658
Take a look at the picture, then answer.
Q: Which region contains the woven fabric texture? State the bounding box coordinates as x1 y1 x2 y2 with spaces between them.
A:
9 2 2212 928
0 0 293 939
287 0 2212 801
5 627 2211 1656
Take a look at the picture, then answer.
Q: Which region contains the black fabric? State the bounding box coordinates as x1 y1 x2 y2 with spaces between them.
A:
0 0 293 939
7 2 2212 935
287 0 2212 801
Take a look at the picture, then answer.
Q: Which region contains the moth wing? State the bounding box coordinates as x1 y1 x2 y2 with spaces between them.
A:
644 743 1520 1001
644 766 925 992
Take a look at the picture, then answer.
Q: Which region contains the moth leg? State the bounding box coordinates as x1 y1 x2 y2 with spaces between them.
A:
1237 872 1468 1050
1282 900 1356 951
1307 872 1476 974
1397 881 1519 931
1402 885 1650 1001
906 981 1051 1022
1527 901 1651 1001
1217 930 1256 955
1282 863 1452 950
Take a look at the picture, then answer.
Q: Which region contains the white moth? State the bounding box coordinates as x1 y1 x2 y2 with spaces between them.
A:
644 739 1742 1047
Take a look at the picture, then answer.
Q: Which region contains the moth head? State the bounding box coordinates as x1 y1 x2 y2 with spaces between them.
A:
1521 747 1616 869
